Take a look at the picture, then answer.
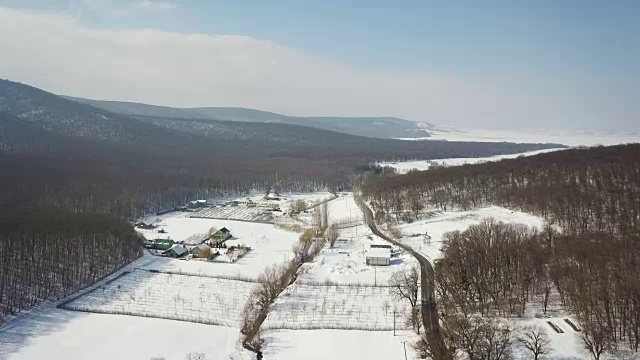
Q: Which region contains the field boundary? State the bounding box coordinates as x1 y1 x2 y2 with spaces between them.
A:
135 267 260 283
57 271 132 309
188 214 273 224
262 323 410 331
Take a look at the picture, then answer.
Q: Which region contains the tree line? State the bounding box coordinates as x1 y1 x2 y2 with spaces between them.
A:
0 210 141 321
362 144 640 358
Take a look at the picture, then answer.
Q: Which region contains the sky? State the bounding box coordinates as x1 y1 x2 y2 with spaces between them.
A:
0 0 638 131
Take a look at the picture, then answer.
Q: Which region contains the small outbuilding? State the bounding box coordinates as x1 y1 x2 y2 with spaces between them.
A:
188 200 208 209
163 244 188 258
190 243 211 259
370 243 393 250
150 239 174 251
366 248 391 266
134 221 155 229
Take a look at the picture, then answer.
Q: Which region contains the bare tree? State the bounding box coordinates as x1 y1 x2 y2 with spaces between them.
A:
389 266 420 308
443 314 514 360
207 226 218 237
299 228 314 244
406 307 423 334
387 224 402 239
413 336 432 359
312 207 324 237
518 325 551 360
582 322 613 360
291 199 306 214
322 202 329 230
325 224 340 248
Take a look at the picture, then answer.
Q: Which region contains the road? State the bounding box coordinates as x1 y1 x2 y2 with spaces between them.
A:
355 195 452 360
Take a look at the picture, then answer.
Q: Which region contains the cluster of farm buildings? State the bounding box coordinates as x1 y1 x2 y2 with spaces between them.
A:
135 221 249 261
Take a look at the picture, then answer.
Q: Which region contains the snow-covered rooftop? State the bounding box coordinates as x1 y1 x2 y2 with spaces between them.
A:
366 248 391 259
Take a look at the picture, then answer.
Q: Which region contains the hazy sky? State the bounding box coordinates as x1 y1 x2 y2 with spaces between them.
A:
0 1 638 131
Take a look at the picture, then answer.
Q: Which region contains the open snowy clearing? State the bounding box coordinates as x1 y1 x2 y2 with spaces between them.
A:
261 329 418 360
327 192 363 224
296 193 419 285
399 127 640 147
298 223 418 286
264 283 412 331
258 193 422 357
394 206 547 261
379 148 566 173
0 306 252 360
61 270 257 327
137 218 299 280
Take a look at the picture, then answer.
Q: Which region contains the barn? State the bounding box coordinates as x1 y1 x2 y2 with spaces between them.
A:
366 247 391 266
163 244 188 258
190 243 211 259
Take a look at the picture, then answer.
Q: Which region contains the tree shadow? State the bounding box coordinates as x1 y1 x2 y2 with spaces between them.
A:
0 305 86 358
0 267 169 358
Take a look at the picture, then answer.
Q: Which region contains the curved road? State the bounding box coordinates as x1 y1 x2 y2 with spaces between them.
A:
355 195 452 360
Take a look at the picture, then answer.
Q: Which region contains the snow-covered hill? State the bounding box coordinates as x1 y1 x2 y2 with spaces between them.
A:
398 126 640 147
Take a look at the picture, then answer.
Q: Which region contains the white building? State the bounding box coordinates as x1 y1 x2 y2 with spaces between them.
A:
366 247 391 266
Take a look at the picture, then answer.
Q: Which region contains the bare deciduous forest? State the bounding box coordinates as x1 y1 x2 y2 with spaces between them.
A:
0 211 141 320
363 144 640 356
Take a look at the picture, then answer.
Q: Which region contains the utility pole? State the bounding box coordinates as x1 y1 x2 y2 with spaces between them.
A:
401 341 408 360
374 266 377 287
393 310 396 336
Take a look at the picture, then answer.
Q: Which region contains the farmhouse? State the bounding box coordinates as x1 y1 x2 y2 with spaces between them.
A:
366 247 391 266
163 244 188 258
211 227 232 241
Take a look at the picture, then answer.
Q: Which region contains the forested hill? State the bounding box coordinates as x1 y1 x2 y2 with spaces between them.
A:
0 79 566 218
363 143 640 236
65 95 434 139
362 144 640 355
0 79 560 325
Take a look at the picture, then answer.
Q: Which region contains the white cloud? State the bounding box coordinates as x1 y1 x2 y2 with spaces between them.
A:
0 6 627 130
136 1 175 10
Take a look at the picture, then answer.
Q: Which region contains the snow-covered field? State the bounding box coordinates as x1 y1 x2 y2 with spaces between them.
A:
0 194 326 360
295 193 418 285
380 148 565 173
395 206 547 261
0 306 250 360
264 283 411 331
191 205 274 222
137 218 299 280
260 329 417 360
61 270 257 327
401 127 640 147
298 224 418 286
327 193 363 224
260 193 420 359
